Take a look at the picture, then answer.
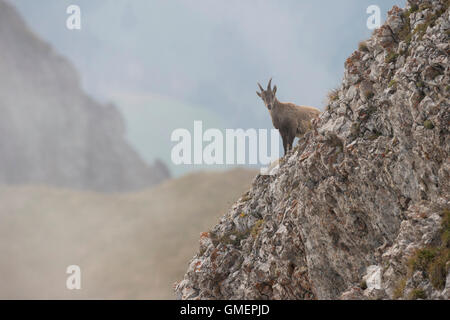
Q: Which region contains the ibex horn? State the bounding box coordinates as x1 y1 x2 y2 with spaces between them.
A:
257 83 264 92
267 78 272 91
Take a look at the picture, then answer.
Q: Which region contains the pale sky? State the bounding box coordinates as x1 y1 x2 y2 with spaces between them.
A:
12 0 406 176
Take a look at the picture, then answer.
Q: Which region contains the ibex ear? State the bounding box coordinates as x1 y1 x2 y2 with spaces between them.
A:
273 85 277 94
256 91 262 97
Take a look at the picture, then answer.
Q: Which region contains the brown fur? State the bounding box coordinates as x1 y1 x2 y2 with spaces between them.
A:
257 79 321 155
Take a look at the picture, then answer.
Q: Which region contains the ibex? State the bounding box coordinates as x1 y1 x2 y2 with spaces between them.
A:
257 79 321 155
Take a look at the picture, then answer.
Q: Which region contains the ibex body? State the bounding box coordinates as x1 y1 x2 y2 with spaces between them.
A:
257 79 321 155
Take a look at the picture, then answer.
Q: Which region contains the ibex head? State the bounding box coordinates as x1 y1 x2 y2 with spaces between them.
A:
256 78 277 110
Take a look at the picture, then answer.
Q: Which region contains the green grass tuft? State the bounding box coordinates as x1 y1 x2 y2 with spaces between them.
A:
388 80 398 88
327 89 340 102
393 277 407 299
429 249 450 290
405 209 450 291
385 51 399 64
250 219 265 238
441 209 450 248
409 288 427 300
408 248 437 272
409 4 419 13
424 120 435 130
360 280 368 290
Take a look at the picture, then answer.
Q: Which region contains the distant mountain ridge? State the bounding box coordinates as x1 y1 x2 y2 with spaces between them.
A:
0 0 169 192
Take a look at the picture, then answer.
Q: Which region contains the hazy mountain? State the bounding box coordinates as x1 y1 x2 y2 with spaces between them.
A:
0 168 257 299
0 0 169 192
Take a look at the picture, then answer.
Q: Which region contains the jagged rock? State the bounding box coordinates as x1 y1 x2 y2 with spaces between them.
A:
176 0 449 300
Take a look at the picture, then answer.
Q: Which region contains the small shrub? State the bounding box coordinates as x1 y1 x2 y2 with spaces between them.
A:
214 229 250 247
360 280 368 290
400 208 450 294
251 219 265 238
408 248 437 273
413 4 448 41
358 41 369 52
409 4 419 13
198 247 206 256
424 120 435 130
427 210 450 289
419 3 432 11
409 288 427 300
404 33 413 45
345 51 362 69
413 23 429 40
388 80 397 88
441 209 450 248
408 211 450 289
385 51 399 64
428 249 450 290
393 277 407 299
442 227 450 249
241 192 251 202
327 89 339 102
398 11 413 44
364 91 375 99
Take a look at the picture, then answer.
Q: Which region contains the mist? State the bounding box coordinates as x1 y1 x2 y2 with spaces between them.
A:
13 0 406 176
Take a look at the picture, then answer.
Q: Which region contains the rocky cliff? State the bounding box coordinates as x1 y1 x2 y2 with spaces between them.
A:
176 0 449 300
0 0 169 192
